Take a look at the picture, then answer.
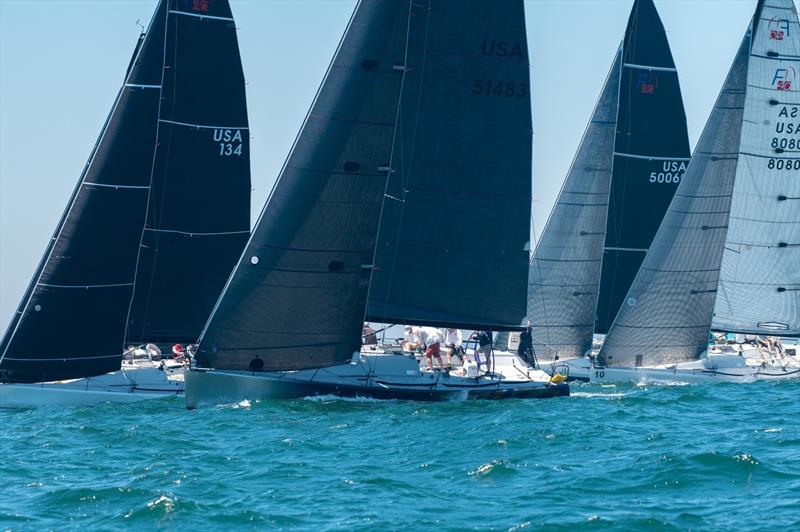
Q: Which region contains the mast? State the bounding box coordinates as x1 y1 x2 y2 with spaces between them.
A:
125 0 251 345
0 1 170 383
366 0 532 331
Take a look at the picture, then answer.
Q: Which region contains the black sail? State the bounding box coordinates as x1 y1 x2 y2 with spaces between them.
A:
196 0 410 372
0 1 169 383
594 0 691 333
366 0 532 330
125 0 251 345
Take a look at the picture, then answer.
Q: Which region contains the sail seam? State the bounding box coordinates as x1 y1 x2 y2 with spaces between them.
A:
143 228 249 236
623 62 677 72
3 354 121 362
83 182 150 190
158 118 248 130
613 151 691 161
37 282 134 289
125 83 161 89
167 10 233 21
605 247 646 252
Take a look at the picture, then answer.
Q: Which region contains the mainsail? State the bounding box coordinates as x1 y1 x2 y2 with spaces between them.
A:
599 0 800 368
594 0 692 333
125 0 251 345
525 0 690 361
365 0 532 330
0 0 249 383
196 0 411 372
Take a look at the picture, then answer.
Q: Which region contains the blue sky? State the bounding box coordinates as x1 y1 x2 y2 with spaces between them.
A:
0 0 787 331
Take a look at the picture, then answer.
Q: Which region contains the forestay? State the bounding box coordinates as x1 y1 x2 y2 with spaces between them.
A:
525 51 621 361
366 0 532 330
196 0 410 372
0 2 169 383
126 0 251 345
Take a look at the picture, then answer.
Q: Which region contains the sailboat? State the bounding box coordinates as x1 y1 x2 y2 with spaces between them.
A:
185 0 569 408
0 0 250 407
496 0 691 381
591 0 800 384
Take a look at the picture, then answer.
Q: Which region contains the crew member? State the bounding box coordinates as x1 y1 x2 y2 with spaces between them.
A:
445 327 463 367
419 326 446 371
403 325 420 352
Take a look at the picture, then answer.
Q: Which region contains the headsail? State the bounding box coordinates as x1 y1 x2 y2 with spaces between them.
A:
0 1 169 383
365 0 532 330
125 0 251 345
525 51 621 361
712 0 800 336
195 0 410 372
598 3 785 367
524 0 690 361
594 0 691 333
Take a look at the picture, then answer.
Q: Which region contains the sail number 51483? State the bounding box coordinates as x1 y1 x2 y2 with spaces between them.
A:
472 80 528 98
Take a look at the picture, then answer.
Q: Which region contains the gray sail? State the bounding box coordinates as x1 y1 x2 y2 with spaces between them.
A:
365 0 532 330
713 0 800 336
525 51 621 362
196 0 410 372
598 35 751 367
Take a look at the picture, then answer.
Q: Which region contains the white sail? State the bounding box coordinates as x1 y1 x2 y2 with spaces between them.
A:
713 0 800 336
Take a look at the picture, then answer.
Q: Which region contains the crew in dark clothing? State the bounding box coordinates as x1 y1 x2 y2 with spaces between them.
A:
518 325 535 367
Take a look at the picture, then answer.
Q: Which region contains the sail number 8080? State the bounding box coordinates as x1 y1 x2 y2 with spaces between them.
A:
649 172 682 184
768 158 800 170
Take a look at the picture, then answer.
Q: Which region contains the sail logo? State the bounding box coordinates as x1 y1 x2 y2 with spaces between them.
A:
190 0 211 12
636 73 659 94
772 66 797 91
214 129 243 157
480 40 524 59
768 17 790 40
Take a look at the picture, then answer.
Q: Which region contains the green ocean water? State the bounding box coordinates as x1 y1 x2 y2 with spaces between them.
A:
1 381 798 531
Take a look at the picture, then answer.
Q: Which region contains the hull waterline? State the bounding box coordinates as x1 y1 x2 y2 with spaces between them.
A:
185 354 568 409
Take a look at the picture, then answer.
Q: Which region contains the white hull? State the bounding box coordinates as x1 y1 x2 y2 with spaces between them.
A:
0 365 184 408
185 352 568 409
590 352 800 384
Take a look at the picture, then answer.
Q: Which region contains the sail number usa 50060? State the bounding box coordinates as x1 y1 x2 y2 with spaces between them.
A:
649 160 687 184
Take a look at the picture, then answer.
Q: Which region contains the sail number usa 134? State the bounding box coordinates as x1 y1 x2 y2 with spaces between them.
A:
214 129 244 157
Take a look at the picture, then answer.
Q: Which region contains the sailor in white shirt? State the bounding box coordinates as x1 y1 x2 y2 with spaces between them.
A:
445 327 463 367
403 325 421 352
418 326 446 370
